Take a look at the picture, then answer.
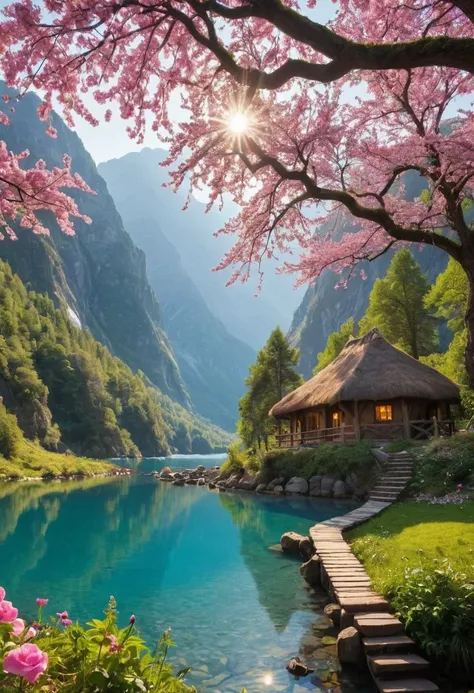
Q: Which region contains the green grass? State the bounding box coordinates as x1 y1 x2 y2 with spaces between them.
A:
408 433 474 496
347 501 474 592
0 439 116 480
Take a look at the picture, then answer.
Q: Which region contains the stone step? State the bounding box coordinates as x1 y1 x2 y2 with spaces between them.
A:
371 487 403 495
374 679 439 693
369 495 399 502
363 635 415 653
354 614 403 636
368 654 430 677
339 596 390 613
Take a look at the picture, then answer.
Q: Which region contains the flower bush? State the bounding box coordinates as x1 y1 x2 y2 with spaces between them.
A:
0 588 195 692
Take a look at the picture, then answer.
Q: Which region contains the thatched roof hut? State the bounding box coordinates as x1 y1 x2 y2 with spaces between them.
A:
270 329 459 445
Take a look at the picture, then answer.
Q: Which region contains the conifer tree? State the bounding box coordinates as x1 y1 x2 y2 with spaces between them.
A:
238 327 301 450
313 318 356 375
359 250 437 359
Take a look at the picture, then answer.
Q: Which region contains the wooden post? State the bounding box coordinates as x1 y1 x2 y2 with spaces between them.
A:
340 424 345 444
433 415 439 438
402 399 411 439
354 401 361 442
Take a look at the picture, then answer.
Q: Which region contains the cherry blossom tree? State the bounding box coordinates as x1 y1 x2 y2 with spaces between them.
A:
1 1 474 378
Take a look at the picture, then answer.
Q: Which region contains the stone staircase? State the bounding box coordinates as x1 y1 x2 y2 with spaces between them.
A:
369 452 413 503
310 451 440 693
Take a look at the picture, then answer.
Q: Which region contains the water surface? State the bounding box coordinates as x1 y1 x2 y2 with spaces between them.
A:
0 461 374 693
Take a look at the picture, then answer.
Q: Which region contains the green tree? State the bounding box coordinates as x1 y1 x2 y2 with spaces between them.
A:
238 327 302 449
359 249 437 359
313 318 356 375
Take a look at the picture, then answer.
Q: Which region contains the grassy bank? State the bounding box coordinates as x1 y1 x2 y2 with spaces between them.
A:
0 439 115 480
347 501 474 680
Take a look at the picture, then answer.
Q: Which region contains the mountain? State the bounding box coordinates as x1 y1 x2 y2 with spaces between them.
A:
121 217 255 430
288 172 450 378
0 83 188 407
98 148 303 351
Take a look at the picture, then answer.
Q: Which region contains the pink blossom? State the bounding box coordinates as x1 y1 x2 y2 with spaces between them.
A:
25 627 36 641
11 618 25 637
62 619 72 626
36 598 48 607
0 600 18 623
129 615 136 625
107 634 122 653
56 611 69 620
3 643 48 684
0 587 5 601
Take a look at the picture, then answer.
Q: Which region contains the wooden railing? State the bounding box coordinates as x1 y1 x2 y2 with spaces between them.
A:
275 419 455 447
275 425 357 448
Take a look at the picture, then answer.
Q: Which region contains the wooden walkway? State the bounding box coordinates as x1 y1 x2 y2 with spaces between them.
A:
310 453 439 693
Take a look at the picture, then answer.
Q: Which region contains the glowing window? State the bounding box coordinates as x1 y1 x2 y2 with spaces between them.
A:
332 411 341 428
375 404 393 422
308 412 321 430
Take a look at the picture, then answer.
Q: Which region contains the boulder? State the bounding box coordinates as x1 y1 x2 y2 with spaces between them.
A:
285 477 309 495
225 473 242 489
267 477 285 491
340 609 353 630
372 448 389 464
196 465 206 472
299 537 314 561
256 483 267 493
281 531 308 554
186 478 198 485
337 627 362 665
172 479 185 486
208 482 217 490
273 485 285 495
344 472 359 493
321 475 338 497
286 657 314 678
197 478 206 486
333 480 347 498
300 555 321 585
236 471 258 491
309 475 322 496
324 603 341 627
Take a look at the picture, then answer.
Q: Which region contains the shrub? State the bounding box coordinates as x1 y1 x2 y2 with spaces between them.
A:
0 403 22 459
390 563 474 681
220 442 248 477
0 588 195 692
383 439 416 453
410 433 474 495
264 441 375 483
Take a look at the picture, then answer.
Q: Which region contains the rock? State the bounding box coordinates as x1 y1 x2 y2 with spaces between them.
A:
337 627 362 665
299 537 314 561
208 482 217 489
273 485 285 495
300 555 321 585
173 472 184 481
236 471 258 491
321 475 338 497
224 473 242 489
197 478 206 486
256 483 267 493
286 657 314 679
333 480 347 498
285 477 309 495
268 544 283 553
267 477 285 491
324 603 341 627
344 472 359 493
186 478 198 485
172 479 185 486
281 531 308 554
372 448 389 464
309 475 322 496
340 609 353 630
196 465 206 472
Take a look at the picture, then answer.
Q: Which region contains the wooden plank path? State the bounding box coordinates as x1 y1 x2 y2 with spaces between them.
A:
310 452 439 693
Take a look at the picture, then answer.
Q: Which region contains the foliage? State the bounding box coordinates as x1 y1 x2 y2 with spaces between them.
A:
409 433 474 495
0 402 22 459
313 318 356 374
238 328 301 450
0 259 230 458
348 502 474 682
0 590 195 692
358 250 437 359
220 443 248 477
383 439 417 454
424 258 468 334
263 441 375 483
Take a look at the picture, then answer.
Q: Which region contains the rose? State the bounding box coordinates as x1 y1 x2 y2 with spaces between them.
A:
3 643 48 684
0 587 5 601
11 619 25 637
0 600 18 623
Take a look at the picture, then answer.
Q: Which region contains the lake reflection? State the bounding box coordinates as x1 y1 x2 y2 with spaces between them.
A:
0 473 375 693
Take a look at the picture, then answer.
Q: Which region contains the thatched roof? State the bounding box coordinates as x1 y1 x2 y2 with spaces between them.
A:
270 328 460 418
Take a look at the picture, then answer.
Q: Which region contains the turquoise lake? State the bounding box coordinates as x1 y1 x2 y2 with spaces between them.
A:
0 457 375 693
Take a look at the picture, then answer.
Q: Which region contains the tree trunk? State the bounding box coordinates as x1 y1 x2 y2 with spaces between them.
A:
464 263 474 386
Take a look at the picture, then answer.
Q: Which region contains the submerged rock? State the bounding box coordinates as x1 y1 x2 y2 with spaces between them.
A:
286 656 314 679
285 477 309 495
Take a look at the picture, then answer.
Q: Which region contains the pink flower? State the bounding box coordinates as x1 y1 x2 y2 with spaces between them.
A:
11 619 25 637
107 634 122 653
3 643 48 683
25 627 36 641
61 619 72 626
36 598 48 607
129 615 136 625
0 587 5 601
0 600 18 623
56 611 69 620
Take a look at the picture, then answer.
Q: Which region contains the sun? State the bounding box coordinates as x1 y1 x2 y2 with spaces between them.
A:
228 112 249 134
